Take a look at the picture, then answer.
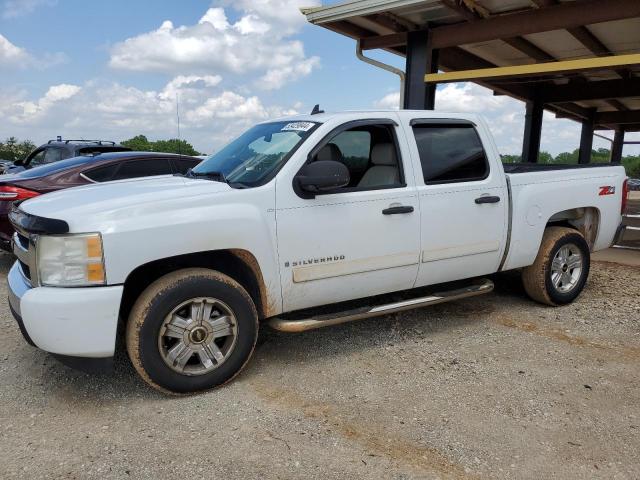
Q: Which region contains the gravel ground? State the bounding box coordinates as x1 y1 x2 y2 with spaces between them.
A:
0 251 638 479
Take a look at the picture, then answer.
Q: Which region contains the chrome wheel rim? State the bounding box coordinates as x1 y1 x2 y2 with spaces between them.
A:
158 297 238 376
550 244 583 293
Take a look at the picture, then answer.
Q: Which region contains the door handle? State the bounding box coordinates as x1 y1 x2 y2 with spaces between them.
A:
382 205 414 215
475 195 501 204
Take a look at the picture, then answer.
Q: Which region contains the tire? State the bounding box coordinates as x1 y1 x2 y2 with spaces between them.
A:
126 268 258 394
522 227 590 306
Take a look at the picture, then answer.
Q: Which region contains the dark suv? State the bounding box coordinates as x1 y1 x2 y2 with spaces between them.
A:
2 138 131 174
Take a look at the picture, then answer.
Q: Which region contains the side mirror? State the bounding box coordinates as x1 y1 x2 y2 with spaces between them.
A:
13 159 23 166
296 160 350 196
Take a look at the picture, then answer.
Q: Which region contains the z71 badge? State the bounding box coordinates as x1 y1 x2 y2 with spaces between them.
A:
599 186 615 196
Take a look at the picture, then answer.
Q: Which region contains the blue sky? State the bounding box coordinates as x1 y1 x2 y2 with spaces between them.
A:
1 0 637 155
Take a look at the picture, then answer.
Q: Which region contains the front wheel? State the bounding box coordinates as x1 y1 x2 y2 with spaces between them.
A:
126 268 258 394
522 227 590 306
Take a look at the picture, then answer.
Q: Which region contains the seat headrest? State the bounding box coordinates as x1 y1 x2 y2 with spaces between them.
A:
316 143 343 163
371 143 396 166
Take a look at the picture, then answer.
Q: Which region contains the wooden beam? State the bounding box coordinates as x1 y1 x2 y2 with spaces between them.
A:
430 0 640 49
360 31 407 50
595 110 640 125
425 54 640 83
540 78 640 103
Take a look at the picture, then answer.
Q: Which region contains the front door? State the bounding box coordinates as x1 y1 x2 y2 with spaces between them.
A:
275 119 421 312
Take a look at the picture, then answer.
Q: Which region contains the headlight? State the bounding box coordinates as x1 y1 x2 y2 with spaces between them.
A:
36 233 105 287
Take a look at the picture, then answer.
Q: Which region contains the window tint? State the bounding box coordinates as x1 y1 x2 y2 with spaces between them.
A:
330 130 371 172
311 123 402 191
43 148 63 164
29 150 46 166
83 164 120 182
112 159 172 180
412 125 488 184
173 158 199 174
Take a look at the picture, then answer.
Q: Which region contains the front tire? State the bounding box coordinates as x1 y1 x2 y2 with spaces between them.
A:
522 227 590 306
126 268 258 394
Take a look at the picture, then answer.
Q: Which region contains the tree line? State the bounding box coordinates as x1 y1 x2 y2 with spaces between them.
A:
0 135 202 162
503 148 640 177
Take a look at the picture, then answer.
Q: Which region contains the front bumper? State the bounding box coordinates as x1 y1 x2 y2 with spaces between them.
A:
8 261 123 358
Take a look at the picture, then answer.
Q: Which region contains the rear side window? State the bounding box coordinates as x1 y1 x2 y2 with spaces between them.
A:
83 164 119 182
173 158 199 174
412 124 488 184
112 159 172 180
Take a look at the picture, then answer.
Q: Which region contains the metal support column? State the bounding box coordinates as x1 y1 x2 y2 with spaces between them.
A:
578 109 596 164
521 99 543 163
611 129 625 163
404 29 438 109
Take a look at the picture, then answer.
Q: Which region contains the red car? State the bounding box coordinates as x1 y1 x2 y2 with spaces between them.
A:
0 151 201 251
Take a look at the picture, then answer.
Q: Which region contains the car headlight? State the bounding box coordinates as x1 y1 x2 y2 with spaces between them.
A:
36 233 105 287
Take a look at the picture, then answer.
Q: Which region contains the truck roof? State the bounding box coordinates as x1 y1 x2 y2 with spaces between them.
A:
267 110 482 124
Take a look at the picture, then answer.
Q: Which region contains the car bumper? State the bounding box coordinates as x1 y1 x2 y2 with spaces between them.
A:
612 223 626 246
8 261 123 358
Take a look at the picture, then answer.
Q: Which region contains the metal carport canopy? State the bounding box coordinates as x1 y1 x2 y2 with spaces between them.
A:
302 0 640 162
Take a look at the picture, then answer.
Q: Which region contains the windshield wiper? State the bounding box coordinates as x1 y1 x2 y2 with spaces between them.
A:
185 169 227 183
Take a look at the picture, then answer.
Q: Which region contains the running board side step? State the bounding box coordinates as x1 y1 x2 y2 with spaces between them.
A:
268 279 494 333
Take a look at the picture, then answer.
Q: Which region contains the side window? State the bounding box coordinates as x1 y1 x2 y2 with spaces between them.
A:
173 158 199 174
43 148 63 164
83 164 120 182
28 150 46 166
311 123 402 190
412 124 488 184
111 159 172 180
330 130 371 176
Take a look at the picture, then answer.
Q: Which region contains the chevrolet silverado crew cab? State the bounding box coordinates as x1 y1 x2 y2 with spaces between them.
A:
7 111 628 394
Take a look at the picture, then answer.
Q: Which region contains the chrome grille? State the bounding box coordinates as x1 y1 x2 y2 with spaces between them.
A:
12 232 35 285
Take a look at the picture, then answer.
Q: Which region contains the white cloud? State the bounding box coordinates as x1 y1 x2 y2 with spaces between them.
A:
374 92 400 109
0 76 301 154
9 83 81 121
0 33 66 69
0 33 29 65
109 2 320 89
2 0 55 18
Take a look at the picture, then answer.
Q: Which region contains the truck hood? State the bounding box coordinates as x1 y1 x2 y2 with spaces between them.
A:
19 175 231 229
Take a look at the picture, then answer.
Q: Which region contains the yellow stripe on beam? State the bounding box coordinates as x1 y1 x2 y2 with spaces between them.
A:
425 54 640 84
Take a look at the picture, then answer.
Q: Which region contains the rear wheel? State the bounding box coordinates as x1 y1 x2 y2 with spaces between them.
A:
522 227 590 306
126 268 258 394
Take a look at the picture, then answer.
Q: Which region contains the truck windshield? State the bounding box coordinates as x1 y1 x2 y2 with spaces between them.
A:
193 121 319 187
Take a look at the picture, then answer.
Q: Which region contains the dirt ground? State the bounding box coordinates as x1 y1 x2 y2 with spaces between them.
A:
0 250 638 480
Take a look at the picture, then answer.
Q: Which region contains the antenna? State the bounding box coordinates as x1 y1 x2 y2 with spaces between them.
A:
310 104 324 115
176 93 182 158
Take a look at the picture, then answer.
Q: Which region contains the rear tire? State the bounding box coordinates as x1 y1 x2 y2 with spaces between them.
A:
522 227 590 306
126 268 258 394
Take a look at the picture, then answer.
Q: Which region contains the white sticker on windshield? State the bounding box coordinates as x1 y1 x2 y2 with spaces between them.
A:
281 122 315 132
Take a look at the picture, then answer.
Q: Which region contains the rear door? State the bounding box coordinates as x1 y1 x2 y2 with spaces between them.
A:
402 115 508 286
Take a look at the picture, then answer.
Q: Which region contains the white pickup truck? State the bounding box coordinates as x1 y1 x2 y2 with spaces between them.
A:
7 111 628 394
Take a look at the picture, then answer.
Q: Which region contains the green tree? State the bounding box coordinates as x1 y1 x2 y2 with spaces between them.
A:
120 135 152 151
0 137 37 162
121 135 199 156
555 150 579 164
152 139 199 156
538 151 554 164
623 156 640 178
500 154 521 163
